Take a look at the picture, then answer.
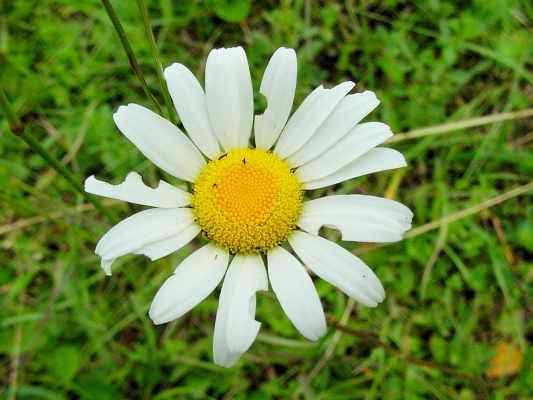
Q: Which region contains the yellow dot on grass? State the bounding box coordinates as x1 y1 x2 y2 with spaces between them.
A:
192 148 302 254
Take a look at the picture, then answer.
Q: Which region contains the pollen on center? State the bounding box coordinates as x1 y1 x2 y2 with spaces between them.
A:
191 148 302 254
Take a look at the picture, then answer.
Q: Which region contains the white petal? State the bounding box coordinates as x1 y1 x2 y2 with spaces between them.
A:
296 122 393 182
135 223 200 261
275 81 355 159
205 47 253 151
304 148 406 190
254 47 297 150
213 254 268 367
100 259 114 275
299 195 413 243
288 91 379 166
149 244 229 324
84 172 190 208
113 104 205 182
164 63 221 159
267 247 326 341
289 231 385 307
96 208 197 275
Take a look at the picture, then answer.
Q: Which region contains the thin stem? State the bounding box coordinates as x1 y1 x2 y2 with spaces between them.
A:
405 181 533 238
354 181 533 255
0 199 120 236
136 0 178 124
257 333 315 348
294 299 356 398
0 87 116 223
327 316 490 392
100 0 162 114
388 108 533 143
7 325 21 400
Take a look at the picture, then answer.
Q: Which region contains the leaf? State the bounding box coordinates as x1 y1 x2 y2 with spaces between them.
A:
49 345 81 385
207 0 251 23
15 386 66 400
516 220 533 251
486 342 523 378
76 370 121 400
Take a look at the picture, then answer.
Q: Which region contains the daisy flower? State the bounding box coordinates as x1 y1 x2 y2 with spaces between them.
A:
85 46 413 367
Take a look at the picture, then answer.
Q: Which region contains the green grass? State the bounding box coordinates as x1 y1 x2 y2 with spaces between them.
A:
1 0 532 398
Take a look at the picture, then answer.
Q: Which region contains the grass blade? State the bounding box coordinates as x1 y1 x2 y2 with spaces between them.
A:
136 0 178 124
0 87 116 223
100 0 163 114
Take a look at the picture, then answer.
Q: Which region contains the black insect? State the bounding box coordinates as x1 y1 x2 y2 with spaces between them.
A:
218 153 228 160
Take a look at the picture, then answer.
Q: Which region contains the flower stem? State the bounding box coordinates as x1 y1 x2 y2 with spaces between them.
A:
0 87 116 223
136 0 178 125
100 0 163 114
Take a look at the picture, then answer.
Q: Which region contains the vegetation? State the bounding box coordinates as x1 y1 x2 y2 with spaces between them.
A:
1 0 532 398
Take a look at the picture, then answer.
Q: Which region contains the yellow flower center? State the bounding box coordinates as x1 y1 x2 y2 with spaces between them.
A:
191 148 302 254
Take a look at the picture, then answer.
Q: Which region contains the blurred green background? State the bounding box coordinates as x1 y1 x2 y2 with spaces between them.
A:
1 0 532 399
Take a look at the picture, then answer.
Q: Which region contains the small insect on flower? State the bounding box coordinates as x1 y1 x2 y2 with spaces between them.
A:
85 46 413 367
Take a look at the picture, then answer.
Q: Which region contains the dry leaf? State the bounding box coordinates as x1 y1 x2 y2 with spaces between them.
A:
486 342 523 378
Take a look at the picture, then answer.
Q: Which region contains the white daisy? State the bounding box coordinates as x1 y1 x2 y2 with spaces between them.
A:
85 46 413 367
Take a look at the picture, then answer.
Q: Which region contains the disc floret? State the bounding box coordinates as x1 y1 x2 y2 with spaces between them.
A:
192 148 302 253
